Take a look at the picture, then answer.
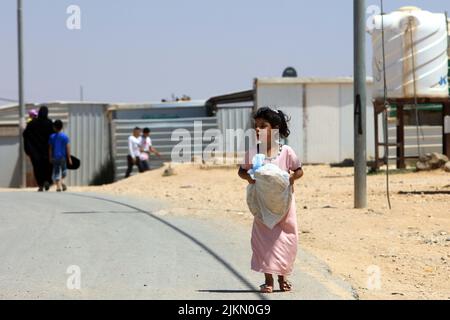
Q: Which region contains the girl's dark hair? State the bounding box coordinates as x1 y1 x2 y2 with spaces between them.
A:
253 107 291 138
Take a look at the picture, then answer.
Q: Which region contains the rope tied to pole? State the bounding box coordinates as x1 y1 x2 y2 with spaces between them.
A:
380 0 392 210
407 17 425 160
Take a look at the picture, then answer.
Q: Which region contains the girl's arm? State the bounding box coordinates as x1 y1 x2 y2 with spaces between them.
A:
238 167 255 184
66 143 72 166
289 168 303 185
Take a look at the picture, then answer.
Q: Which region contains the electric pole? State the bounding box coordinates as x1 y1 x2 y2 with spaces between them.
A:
80 85 84 102
17 0 27 188
354 0 367 208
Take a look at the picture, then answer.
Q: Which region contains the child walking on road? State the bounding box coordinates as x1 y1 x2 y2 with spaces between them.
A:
238 107 304 293
48 120 72 192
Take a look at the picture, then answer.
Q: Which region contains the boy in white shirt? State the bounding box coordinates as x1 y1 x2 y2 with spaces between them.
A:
125 127 143 178
139 127 161 172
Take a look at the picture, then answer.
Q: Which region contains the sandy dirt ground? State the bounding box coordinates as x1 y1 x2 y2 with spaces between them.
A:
7 163 449 300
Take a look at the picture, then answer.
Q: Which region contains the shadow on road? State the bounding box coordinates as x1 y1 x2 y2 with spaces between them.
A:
62 210 137 214
66 193 267 300
398 190 450 195
198 289 263 294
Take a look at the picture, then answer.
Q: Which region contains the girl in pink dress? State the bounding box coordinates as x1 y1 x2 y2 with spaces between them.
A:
238 107 304 293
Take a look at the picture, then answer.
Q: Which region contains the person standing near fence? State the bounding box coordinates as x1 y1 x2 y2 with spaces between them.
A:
125 127 143 178
138 127 161 172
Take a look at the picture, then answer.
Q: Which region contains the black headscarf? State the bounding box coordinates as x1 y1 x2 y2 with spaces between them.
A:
37 106 49 120
23 106 55 159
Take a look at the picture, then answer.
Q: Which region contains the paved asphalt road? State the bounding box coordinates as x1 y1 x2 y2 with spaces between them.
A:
0 192 356 300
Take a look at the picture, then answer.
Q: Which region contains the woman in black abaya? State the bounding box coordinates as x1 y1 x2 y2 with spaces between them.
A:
23 106 54 191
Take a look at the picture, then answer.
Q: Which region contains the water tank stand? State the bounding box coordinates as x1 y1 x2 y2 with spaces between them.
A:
373 97 450 170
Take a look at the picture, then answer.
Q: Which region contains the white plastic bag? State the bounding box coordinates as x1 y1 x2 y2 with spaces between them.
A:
246 163 292 229
139 152 149 161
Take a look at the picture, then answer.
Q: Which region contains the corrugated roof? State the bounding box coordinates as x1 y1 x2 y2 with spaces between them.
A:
256 77 374 85
0 100 207 113
0 103 19 111
0 101 108 112
107 100 207 111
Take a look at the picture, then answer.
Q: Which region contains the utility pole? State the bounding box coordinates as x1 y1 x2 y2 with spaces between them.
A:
80 85 84 102
17 0 27 188
354 0 367 208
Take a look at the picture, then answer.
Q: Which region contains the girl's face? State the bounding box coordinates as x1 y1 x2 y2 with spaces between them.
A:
255 118 278 144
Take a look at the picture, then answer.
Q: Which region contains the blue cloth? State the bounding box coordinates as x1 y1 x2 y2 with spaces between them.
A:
49 132 70 160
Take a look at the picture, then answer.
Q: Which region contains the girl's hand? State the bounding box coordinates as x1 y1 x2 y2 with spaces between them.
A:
289 174 295 186
238 167 255 184
289 168 303 193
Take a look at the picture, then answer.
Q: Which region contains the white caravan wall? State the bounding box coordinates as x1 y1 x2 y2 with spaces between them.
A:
256 78 375 164
255 83 304 158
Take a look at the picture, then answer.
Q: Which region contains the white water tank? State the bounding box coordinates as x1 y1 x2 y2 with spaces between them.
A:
448 17 450 56
368 7 449 99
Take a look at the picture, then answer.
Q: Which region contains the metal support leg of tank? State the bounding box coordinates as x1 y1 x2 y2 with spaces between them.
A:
374 107 380 171
443 102 450 159
396 104 406 169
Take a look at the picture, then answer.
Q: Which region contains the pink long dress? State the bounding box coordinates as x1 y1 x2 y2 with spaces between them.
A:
242 145 302 276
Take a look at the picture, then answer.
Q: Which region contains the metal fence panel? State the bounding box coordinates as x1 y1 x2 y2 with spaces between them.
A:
382 125 444 159
0 103 69 125
112 117 219 180
217 105 253 133
0 136 20 187
66 104 110 186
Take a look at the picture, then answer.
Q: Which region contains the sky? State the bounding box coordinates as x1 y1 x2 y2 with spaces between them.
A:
0 0 449 105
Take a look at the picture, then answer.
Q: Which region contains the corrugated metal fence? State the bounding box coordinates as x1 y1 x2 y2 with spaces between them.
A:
0 102 254 186
0 103 69 126
0 103 111 187
112 117 219 179
65 103 111 186
384 124 443 159
216 105 253 133
111 105 256 180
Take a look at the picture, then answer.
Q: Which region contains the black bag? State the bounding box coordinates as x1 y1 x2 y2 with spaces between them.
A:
67 156 81 170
